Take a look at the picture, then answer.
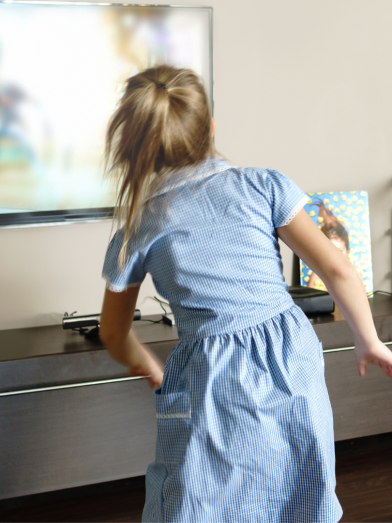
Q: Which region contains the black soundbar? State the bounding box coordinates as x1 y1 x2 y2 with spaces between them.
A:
62 310 141 330
288 286 335 315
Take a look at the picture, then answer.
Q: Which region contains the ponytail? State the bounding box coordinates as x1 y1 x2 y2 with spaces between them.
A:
105 65 214 269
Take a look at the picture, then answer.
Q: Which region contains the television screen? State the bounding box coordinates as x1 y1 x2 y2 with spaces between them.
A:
0 2 212 226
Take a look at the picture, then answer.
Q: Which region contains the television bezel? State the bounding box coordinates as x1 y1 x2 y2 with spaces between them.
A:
0 1 213 229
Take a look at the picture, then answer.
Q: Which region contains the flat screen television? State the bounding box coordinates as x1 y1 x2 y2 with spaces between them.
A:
0 2 213 227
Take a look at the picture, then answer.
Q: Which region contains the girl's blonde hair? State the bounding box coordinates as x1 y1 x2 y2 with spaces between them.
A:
105 65 215 268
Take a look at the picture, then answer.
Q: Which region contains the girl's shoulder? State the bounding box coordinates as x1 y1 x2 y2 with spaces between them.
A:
234 165 294 186
229 166 308 228
222 165 301 198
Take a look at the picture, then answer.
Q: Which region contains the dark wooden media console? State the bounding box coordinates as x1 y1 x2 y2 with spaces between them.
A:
1 294 392 500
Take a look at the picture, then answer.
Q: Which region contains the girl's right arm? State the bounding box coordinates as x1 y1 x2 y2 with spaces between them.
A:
277 209 392 378
100 286 164 389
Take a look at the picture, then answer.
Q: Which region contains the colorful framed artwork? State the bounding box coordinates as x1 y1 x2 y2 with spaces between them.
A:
300 191 373 293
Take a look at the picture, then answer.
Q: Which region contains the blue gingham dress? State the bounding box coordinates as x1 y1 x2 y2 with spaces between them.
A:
102 158 343 523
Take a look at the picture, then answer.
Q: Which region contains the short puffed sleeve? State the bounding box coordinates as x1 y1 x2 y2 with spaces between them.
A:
263 169 308 228
102 230 146 292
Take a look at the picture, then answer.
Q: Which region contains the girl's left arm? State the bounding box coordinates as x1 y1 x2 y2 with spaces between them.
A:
100 286 164 388
277 209 392 378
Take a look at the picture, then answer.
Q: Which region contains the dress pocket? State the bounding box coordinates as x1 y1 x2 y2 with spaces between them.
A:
154 389 191 465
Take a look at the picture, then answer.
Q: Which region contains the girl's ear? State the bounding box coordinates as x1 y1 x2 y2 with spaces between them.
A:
211 117 216 138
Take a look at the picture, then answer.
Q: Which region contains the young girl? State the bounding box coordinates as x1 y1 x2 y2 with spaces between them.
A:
100 65 392 523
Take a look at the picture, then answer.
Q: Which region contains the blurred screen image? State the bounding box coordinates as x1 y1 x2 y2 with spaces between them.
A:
0 3 212 218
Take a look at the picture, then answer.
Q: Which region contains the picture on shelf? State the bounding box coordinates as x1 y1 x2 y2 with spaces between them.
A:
300 191 373 293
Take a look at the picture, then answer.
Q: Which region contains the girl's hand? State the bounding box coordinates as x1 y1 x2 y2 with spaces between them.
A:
354 339 392 378
127 343 164 389
100 287 164 389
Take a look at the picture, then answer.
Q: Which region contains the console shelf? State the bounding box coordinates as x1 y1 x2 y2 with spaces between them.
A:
1 294 392 500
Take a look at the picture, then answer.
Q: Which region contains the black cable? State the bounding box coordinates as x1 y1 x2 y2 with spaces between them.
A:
367 290 392 298
145 295 171 315
153 296 170 315
72 327 88 334
139 318 163 324
154 296 170 306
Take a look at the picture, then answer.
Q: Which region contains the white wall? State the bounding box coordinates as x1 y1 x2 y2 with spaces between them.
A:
1 0 392 330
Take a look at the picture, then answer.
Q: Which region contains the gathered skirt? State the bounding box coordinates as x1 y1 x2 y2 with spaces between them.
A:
142 305 343 523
